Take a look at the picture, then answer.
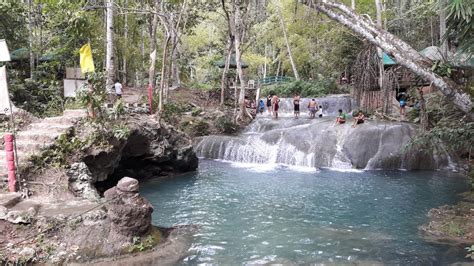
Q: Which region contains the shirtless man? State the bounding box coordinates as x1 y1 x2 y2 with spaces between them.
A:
293 93 301 119
307 98 318 119
272 94 280 119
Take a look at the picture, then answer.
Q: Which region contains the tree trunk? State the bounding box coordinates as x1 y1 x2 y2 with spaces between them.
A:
418 87 429 130
148 0 160 97
375 0 388 114
158 33 171 113
263 42 267 79
305 0 473 118
220 37 234 106
123 0 128 85
27 0 34 78
439 0 448 58
277 1 299 80
105 0 115 91
351 0 355 10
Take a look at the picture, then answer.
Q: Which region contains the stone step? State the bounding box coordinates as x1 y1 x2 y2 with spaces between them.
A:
26 122 72 131
1 199 40 223
0 192 21 208
16 131 63 143
63 109 87 118
41 116 78 125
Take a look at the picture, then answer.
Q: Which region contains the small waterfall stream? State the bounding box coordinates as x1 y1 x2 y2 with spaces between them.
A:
195 95 455 171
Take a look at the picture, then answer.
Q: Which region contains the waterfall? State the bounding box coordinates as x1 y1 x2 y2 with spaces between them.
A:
195 96 457 171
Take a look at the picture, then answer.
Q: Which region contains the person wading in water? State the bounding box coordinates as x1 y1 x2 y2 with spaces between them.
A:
266 95 273 116
307 99 318 119
293 93 301 119
272 94 280 119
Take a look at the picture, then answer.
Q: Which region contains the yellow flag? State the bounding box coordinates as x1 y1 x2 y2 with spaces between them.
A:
79 43 95 74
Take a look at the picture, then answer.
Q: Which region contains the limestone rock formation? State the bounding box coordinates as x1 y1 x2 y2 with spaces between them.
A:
66 162 100 200
83 117 198 182
104 177 153 237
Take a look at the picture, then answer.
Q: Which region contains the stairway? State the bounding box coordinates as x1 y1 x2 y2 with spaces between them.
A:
0 109 87 189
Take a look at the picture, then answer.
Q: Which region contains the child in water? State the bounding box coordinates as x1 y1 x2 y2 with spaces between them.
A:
335 109 346 124
317 105 323 118
258 100 265 115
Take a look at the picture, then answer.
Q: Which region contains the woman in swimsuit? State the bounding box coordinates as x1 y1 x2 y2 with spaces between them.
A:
266 95 272 115
272 95 280 119
293 94 300 119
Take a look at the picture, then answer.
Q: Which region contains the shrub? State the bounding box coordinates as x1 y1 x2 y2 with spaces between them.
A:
215 116 238 135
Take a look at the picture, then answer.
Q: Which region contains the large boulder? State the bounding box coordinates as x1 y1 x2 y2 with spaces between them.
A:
104 177 153 236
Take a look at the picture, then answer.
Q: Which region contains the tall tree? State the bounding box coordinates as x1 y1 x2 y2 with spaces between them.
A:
277 0 299 80
123 0 128 85
27 0 34 78
148 0 160 112
438 0 447 58
304 0 473 119
220 0 235 106
105 0 115 90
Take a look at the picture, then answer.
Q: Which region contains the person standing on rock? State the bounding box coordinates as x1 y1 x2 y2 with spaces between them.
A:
307 99 318 119
272 94 280 119
266 95 273 116
114 79 123 100
293 93 301 119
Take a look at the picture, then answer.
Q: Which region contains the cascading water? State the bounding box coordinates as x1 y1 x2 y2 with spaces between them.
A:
195 95 455 171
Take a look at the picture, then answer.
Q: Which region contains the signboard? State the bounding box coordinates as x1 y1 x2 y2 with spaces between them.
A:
64 79 87 98
66 67 85 79
0 40 11 62
0 66 11 114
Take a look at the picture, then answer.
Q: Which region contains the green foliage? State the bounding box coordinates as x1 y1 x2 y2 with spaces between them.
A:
181 120 210 137
431 61 453 78
215 116 238 135
0 1 27 49
77 72 107 120
30 133 85 170
129 236 156 253
441 221 464 236
162 102 190 125
261 79 337 98
466 245 474 260
439 0 474 54
112 122 131 140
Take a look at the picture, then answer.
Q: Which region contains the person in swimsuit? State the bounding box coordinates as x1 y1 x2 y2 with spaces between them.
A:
307 99 318 119
293 93 301 118
335 109 347 125
272 95 280 119
352 111 365 127
266 95 272 115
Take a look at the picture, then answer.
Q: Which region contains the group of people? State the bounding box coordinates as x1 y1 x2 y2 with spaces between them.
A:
335 109 365 128
257 93 365 127
257 94 281 118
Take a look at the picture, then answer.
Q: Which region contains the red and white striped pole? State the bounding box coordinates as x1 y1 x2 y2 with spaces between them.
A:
4 133 16 192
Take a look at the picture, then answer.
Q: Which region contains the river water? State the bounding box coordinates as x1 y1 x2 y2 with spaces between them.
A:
141 159 469 264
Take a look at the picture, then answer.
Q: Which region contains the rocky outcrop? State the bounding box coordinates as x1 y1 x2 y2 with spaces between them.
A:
83 116 198 184
67 162 100 200
104 177 153 236
195 118 457 170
